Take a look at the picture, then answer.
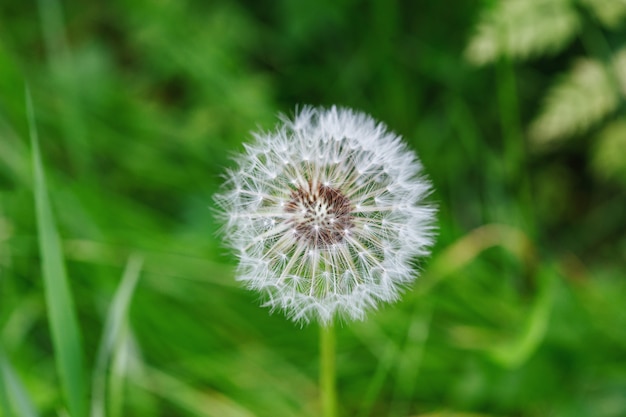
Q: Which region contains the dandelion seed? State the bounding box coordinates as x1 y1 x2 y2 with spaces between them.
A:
214 106 436 325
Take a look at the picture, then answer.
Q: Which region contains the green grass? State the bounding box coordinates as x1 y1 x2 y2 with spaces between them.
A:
0 348 39 417
91 254 142 417
1 0 626 416
28 87 87 417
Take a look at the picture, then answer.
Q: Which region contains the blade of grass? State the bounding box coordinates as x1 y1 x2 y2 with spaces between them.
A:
487 267 556 367
496 56 535 234
108 326 132 417
91 254 143 417
133 365 258 417
27 86 87 417
352 321 399 417
415 223 535 297
0 348 41 417
0 351 10 417
389 306 432 417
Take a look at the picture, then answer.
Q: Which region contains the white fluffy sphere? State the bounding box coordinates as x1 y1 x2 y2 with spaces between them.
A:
215 106 436 324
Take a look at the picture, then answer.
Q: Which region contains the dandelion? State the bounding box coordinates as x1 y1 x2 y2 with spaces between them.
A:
215 106 436 325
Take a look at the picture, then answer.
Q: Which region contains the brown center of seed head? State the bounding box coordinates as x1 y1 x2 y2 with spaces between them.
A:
284 181 353 248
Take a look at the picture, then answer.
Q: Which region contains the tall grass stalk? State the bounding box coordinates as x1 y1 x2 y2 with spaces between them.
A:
0 349 40 417
495 57 536 235
28 87 87 417
91 254 143 417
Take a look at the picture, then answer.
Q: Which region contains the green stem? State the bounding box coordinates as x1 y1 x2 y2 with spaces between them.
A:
320 324 337 417
496 57 536 235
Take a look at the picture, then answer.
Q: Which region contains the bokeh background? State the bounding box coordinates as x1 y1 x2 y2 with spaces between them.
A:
1 0 626 416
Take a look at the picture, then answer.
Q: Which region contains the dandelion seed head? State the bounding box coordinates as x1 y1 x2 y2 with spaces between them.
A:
214 106 436 325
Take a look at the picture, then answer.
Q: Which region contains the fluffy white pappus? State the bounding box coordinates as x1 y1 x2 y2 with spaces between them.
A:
214 106 436 325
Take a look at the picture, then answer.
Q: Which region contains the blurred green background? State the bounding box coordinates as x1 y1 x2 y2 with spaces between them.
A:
1 0 626 416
